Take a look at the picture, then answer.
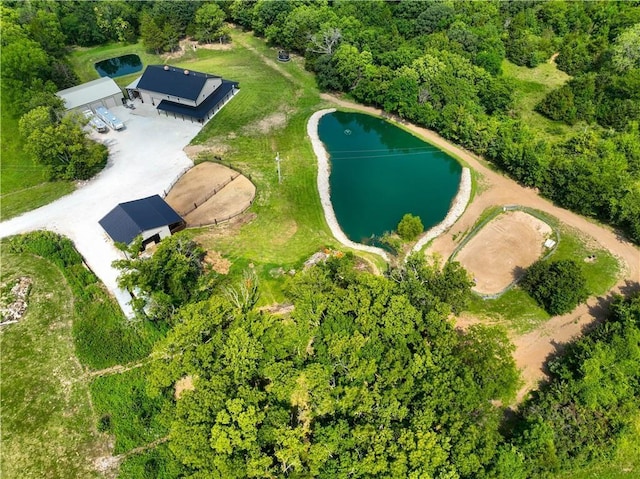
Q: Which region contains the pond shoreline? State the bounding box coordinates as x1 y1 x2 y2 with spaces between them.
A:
308 109 391 261
308 109 470 262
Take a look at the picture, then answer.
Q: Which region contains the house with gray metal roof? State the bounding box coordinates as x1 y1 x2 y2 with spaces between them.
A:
57 77 124 113
125 65 239 122
99 195 185 247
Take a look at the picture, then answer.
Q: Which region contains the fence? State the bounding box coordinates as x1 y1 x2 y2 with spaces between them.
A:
162 166 191 198
450 204 560 300
179 172 241 217
187 199 254 229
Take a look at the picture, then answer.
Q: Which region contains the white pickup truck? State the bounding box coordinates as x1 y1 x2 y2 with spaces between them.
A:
83 110 108 133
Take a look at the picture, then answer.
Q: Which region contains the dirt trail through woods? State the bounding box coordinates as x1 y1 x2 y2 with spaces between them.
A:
320 94 639 400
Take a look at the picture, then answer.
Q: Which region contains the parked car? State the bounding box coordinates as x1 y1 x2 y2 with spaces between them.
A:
83 109 108 133
95 106 124 131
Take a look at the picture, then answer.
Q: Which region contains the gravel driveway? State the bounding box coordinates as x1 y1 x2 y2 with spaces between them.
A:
0 104 201 317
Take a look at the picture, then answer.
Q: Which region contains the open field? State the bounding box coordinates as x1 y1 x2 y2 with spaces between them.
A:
0 92 75 220
455 210 553 295
502 58 582 141
0 252 108 479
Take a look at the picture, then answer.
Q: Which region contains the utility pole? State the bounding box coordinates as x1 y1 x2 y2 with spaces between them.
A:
276 152 282 184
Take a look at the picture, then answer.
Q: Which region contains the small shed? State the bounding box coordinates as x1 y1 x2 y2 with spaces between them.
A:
57 77 124 113
99 195 185 248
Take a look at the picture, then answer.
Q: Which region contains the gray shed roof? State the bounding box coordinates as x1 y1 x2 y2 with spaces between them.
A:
99 195 183 244
57 77 123 110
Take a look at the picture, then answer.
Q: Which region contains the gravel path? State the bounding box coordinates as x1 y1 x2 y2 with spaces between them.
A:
0 104 201 317
411 167 471 256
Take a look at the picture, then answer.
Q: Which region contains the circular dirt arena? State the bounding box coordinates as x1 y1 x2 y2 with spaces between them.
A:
454 210 553 295
165 162 255 227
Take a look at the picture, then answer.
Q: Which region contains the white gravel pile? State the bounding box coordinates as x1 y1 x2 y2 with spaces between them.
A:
307 109 390 262
411 167 471 256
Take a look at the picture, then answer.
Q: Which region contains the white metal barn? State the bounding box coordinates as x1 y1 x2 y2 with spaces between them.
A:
56 77 124 113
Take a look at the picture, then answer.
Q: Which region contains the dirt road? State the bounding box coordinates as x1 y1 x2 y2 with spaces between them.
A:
321 94 639 399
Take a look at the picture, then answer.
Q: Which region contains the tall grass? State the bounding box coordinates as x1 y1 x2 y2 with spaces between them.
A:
0 252 105 479
90 366 172 454
4 232 164 369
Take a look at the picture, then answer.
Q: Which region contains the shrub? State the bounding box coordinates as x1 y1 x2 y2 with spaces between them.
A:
521 259 588 315
397 213 424 241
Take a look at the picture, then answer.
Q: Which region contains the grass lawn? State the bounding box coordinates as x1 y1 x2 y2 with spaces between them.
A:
554 415 640 479
69 40 162 85
117 443 184 479
152 30 341 304
0 252 108 479
90 366 172 455
502 59 582 141
0 93 75 220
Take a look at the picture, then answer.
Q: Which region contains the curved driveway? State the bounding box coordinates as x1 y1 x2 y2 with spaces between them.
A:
0 104 200 317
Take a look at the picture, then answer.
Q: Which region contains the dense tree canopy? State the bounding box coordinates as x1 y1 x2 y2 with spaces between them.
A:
19 107 108 181
502 293 640 477
148 255 518 478
114 236 219 321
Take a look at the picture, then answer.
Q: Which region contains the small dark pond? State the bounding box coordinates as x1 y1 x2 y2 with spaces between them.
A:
95 54 142 78
318 111 462 246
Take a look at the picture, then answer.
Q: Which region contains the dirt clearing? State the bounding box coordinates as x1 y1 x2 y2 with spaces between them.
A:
164 162 255 227
455 211 552 295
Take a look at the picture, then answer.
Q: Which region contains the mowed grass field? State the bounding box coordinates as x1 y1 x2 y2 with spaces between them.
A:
502 58 582 141
170 31 342 303
0 253 108 478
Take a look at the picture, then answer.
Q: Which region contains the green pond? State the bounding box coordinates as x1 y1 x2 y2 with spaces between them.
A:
318 111 462 245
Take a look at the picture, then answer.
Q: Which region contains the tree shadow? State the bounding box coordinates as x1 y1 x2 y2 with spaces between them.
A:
511 265 527 283
540 280 640 378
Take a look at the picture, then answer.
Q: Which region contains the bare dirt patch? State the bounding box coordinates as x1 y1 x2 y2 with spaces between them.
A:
175 376 195 400
184 143 231 160
455 211 552 295
243 111 289 135
164 162 255 227
204 250 231 274
162 39 233 61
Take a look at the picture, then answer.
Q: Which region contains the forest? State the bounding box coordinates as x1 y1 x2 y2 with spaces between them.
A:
1 1 639 478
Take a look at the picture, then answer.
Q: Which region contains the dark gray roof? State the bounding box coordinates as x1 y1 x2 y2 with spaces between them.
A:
157 80 238 119
136 65 219 101
99 195 183 244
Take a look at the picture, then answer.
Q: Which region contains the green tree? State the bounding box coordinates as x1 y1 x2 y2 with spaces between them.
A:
195 3 227 44
139 12 164 53
150 257 518 477
612 23 640 73
521 259 588 315
511 293 640 475
19 107 108 180
114 236 217 321
396 213 423 241
390 253 474 315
